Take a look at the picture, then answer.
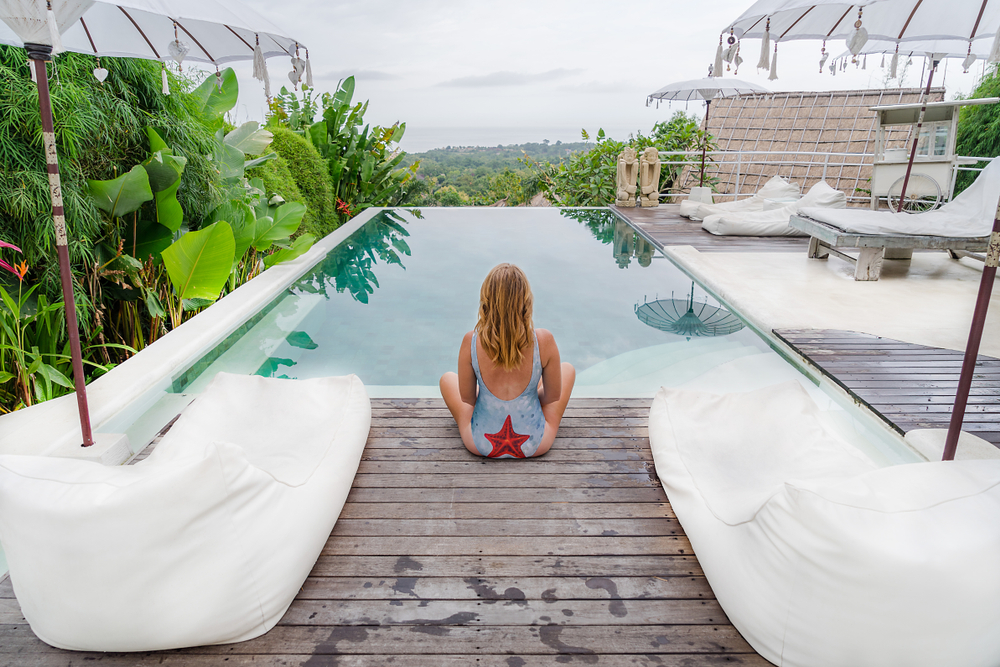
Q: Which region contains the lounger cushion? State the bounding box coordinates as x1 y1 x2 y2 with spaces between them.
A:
702 181 846 236
685 176 800 221
0 373 371 652
649 381 1000 667
800 157 1000 237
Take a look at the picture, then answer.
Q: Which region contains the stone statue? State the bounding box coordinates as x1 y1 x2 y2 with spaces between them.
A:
639 147 661 208
635 236 654 267
615 148 639 207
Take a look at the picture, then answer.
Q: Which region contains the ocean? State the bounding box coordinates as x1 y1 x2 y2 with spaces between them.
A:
398 126 650 154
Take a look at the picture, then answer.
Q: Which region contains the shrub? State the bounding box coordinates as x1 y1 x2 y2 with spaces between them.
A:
955 64 1000 194
267 127 336 237
250 155 305 212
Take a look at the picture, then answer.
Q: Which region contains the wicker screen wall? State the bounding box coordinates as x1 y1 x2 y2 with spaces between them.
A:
684 87 945 201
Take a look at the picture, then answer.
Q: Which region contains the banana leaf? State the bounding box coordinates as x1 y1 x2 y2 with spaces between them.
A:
87 165 154 218
253 202 306 251
263 233 315 268
161 221 235 301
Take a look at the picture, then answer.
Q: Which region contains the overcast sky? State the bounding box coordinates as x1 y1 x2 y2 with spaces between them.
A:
222 0 987 152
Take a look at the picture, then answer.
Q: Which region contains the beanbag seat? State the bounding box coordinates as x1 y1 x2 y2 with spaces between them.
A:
679 175 801 220
701 180 846 236
0 372 371 652
649 381 1000 667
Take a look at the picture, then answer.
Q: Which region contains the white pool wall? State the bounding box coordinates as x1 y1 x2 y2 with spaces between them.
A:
0 210 379 457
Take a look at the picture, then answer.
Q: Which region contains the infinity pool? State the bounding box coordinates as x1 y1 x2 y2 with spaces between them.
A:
170 207 780 396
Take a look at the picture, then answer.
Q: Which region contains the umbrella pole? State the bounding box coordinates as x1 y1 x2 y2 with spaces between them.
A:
701 100 711 188
27 45 95 448
895 60 937 212
942 217 1000 461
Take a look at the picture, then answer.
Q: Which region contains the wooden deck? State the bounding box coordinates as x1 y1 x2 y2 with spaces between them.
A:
613 204 808 252
777 329 1000 449
0 398 770 666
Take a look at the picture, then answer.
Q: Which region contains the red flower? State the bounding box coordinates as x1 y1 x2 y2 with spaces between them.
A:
0 240 23 280
336 198 354 217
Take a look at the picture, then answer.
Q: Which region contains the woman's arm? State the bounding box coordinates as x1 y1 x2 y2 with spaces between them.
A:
457 331 478 407
536 329 563 406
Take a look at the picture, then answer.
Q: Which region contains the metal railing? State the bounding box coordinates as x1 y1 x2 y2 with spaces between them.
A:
657 150 996 206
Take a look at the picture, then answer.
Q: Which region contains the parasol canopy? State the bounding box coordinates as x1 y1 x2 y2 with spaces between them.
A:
647 77 770 105
0 0 302 65
635 284 745 339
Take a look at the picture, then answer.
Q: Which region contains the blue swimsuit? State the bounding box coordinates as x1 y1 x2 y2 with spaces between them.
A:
470 331 546 458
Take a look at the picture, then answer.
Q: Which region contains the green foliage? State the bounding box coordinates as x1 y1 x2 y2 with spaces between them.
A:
269 78 417 222
955 64 1000 194
161 221 236 302
268 127 336 236
522 114 715 206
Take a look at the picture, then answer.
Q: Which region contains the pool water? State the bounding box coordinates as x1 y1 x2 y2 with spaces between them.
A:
174 207 773 396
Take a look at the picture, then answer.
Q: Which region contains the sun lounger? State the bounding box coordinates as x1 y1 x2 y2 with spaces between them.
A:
702 180 846 237
679 175 800 220
791 158 1000 280
648 382 1000 667
0 372 371 652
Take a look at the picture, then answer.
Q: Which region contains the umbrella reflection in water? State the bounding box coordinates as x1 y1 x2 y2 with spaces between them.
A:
635 282 744 339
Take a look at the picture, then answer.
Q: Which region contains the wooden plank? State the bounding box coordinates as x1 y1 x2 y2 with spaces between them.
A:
350 473 660 489
344 487 668 504
0 654 772 667
311 555 705 578
278 598 729 626
362 436 650 450
321 536 692 557
331 518 681 538
361 448 654 462
0 624 758 655
339 502 674 520
296 575 712 601
355 461 656 475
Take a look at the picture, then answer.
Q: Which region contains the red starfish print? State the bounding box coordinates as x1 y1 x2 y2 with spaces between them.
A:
484 415 529 458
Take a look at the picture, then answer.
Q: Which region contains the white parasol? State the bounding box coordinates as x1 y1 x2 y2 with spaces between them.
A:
0 0 307 449
648 77 770 187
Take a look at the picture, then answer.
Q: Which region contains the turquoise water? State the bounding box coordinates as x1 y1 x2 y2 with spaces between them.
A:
174 207 776 396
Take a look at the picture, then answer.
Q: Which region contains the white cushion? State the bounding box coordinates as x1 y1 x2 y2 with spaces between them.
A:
702 180 845 236
801 157 1000 237
690 176 801 221
649 381 1000 667
0 373 371 652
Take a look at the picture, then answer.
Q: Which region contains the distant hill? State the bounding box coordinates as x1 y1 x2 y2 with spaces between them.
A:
400 140 591 205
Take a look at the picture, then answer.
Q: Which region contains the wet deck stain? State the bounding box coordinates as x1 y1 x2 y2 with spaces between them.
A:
464 577 527 605
393 556 423 573
538 625 599 664
585 577 627 617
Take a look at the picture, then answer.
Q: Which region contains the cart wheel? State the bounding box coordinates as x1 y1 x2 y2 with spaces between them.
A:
887 174 942 212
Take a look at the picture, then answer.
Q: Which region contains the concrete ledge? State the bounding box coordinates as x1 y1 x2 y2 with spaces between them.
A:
0 209 381 457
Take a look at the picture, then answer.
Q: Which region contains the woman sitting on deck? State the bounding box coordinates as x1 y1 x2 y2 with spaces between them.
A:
440 263 575 458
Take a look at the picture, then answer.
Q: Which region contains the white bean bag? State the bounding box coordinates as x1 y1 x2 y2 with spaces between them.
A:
0 372 371 652
702 180 846 236
800 157 1000 237
679 176 801 220
649 381 1000 667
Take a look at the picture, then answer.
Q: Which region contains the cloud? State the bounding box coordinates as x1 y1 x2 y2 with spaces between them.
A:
437 68 583 88
556 80 647 94
316 69 399 82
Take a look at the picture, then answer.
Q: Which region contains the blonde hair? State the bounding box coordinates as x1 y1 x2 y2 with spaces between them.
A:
476 263 534 371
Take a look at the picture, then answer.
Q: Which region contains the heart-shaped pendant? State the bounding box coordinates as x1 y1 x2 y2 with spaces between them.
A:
846 26 868 55
288 57 305 84
168 39 190 65
93 67 108 82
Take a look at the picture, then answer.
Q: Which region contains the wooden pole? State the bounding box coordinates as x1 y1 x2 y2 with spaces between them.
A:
896 59 937 212
27 44 95 448
942 216 1000 460
701 100 711 188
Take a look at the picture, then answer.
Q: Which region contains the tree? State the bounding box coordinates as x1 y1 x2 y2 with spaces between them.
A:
955 64 1000 194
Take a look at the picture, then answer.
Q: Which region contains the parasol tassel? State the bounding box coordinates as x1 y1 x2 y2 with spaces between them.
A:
45 1 63 55
253 40 266 81
305 50 313 88
757 25 770 70
28 59 36 82
990 31 1000 63
713 41 723 78
768 44 778 81
890 52 898 78
862 55 867 70
880 54 885 68
162 65 169 94
263 61 271 98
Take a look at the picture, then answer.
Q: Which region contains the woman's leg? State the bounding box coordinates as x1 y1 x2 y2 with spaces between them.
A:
439 372 479 455
534 362 576 457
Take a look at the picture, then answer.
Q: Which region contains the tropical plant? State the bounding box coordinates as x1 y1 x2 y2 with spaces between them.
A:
267 127 335 236
270 77 418 222
955 63 1000 194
